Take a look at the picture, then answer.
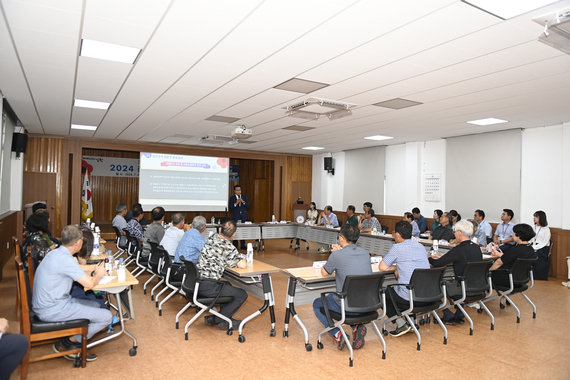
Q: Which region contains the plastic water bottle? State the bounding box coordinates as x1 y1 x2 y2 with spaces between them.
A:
246 243 253 263
211 216 215 225
93 231 100 251
430 246 435 256
433 240 439 254
117 258 126 282
372 227 377 235
272 215 276 223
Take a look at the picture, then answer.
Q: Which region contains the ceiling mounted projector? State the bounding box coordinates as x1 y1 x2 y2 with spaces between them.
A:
231 125 253 140
283 98 357 121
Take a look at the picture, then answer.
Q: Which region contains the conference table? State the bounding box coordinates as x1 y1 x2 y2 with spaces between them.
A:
87 267 139 356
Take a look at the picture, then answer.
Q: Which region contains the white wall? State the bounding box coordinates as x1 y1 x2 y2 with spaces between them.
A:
520 125 563 227
419 139 446 216
385 144 406 215
342 146 385 214
0 113 15 215
563 123 570 230
311 152 345 212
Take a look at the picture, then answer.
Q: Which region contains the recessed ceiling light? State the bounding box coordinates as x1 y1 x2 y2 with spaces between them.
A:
71 124 97 131
74 99 110 110
274 78 329 94
466 118 508 126
302 146 325 150
80 39 141 64
462 0 558 20
364 135 394 141
373 98 423 110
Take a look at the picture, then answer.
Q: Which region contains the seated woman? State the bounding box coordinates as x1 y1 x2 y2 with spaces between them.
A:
307 202 318 224
530 210 551 280
70 227 107 308
432 209 443 232
449 209 461 226
21 213 55 270
489 223 537 288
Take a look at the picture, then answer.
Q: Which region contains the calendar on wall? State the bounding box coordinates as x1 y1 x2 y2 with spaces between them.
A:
424 173 441 202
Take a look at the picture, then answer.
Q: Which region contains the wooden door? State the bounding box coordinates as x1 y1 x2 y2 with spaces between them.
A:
253 178 271 223
22 172 57 224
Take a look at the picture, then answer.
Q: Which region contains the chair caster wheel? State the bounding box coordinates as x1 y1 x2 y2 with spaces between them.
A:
227 329 233 336
417 343 421 351
533 312 536 319
419 319 425 326
238 335 246 343
176 322 179 329
382 330 388 336
477 309 483 314
283 331 289 338
500 303 505 309
426 316 431 324
517 317 520 323
317 342 324 349
155 301 158 307
73 358 81 368
144 290 147 295
269 329 276 337
305 343 312 351
129 347 137 356
491 324 494 331
382 352 386 360
349 358 353 367
185 332 188 340
469 329 473 336
159 310 162 316
444 337 448 345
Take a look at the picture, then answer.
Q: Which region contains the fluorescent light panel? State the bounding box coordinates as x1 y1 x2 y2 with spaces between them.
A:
462 0 558 19
74 99 110 110
302 146 325 150
364 135 394 141
80 39 141 64
466 118 508 126
71 124 97 131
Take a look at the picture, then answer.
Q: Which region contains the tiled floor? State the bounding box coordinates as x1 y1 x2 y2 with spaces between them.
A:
3 239 570 379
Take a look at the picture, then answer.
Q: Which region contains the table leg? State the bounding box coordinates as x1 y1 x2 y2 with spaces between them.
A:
283 277 312 351
237 273 276 343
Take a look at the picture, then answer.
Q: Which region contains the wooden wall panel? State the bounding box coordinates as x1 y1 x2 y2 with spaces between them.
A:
0 211 24 281
23 137 65 236
284 156 312 221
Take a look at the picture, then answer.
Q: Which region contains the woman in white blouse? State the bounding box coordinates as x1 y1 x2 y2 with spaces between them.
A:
530 210 551 280
307 202 318 223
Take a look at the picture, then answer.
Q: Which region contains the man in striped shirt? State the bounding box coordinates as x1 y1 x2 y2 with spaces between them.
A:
378 220 430 337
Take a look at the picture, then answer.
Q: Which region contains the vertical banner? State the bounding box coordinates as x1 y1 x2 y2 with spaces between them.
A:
81 172 93 221
229 165 239 182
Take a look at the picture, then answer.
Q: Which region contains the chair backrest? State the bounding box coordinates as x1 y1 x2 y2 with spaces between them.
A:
381 225 389 233
147 240 160 267
113 226 123 239
14 256 32 337
125 232 141 257
462 260 494 293
181 258 199 294
409 266 446 303
342 272 386 314
511 258 538 285
157 245 172 276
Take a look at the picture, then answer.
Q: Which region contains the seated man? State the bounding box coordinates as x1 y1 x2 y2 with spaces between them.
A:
493 208 515 252
125 207 145 242
318 205 339 227
197 220 247 330
474 209 492 242
468 219 486 246
429 212 454 242
429 220 483 324
313 224 372 350
174 216 207 264
379 221 430 337
0 318 29 379
32 225 112 361
142 207 166 258
125 203 148 226
160 213 189 256
404 212 420 238
112 203 128 234
359 208 381 232
345 205 359 226
412 207 428 234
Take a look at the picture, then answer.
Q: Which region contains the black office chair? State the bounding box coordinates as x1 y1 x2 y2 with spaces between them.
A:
316 272 388 367
178 259 236 339
445 260 495 335
382 266 448 351
143 240 162 295
486 258 538 323
125 234 146 278
156 245 184 316
122 229 137 267
381 225 389 234
113 226 128 258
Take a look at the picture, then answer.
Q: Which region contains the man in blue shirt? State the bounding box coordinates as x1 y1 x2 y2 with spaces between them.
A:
318 205 339 227
493 209 515 252
412 207 428 234
404 212 420 238
474 209 492 242
32 225 112 361
112 203 128 233
313 224 372 350
174 216 207 264
379 221 430 337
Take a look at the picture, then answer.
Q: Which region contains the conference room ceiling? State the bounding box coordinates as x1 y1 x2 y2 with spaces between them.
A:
1 0 569 155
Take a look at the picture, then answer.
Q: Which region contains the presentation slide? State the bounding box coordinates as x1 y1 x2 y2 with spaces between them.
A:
138 152 229 211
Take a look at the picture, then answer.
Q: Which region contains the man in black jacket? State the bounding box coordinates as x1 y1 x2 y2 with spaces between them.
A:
429 212 454 242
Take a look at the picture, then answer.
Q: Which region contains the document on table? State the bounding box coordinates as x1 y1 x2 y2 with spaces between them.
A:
98 276 117 285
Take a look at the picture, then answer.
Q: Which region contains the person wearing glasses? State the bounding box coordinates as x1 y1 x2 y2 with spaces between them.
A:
429 212 454 242
429 220 483 325
493 209 515 252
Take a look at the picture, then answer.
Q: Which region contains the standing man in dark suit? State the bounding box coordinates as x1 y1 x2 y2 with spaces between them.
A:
228 184 250 249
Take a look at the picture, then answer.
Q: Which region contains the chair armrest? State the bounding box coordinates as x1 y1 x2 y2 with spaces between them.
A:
319 292 342 328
